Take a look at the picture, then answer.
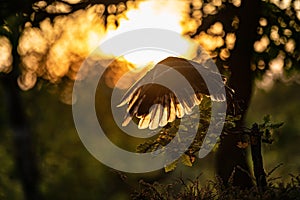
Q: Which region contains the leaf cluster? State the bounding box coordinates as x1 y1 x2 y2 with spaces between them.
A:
137 97 283 172
236 115 284 149
136 96 243 172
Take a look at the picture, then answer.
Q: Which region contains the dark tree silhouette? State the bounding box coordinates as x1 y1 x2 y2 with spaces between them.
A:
197 0 261 187
1 1 130 199
189 0 300 187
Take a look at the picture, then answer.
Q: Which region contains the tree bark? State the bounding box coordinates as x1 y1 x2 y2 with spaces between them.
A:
1 73 41 200
250 123 267 192
0 7 41 196
215 0 261 188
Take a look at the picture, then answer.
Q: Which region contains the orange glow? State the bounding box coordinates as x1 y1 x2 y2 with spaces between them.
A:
207 22 224 36
45 1 71 13
0 36 13 73
285 39 296 53
256 53 285 91
18 4 106 88
225 33 236 50
269 55 284 75
254 35 270 53
17 0 214 90
194 32 224 52
99 0 197 66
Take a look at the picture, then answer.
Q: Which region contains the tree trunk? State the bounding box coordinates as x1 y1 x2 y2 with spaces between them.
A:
250 123 267 192
0 11 41 197
1 73 40 200
216 0 261 188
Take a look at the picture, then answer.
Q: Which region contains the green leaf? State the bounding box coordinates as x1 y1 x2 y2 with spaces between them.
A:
270 122 284 129
181 154 193 167
164 160 178 172
179 125 188 132
263 115 271 124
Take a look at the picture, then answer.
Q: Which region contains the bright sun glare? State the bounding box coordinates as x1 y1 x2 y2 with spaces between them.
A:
98 0 197 67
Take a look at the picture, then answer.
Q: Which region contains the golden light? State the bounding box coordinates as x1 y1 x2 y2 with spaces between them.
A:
295 0 300 20
45 1 71 13
254 35 270 53
0 36 13 73
225 33 236 50
207 22 224 36
99 0 197 67
232 0 241 7
123 50 174 68
256 53 285 91
259 18 268 27
269 55 284 75
285 39 296 53
16 0 214 92
18 4 106 88
270 26 280 44
194 31 224 52
203 3 216 15
271 0 292 10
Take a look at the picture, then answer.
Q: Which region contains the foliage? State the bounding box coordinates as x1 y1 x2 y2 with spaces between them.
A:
136 96 232 172
0 0 299 199
137 95 283 173
260 115 284 144
1 0 300 84
253 1 300 78
131 173 300 200
246 83 300 180
136 96 212 172
234 115 284 149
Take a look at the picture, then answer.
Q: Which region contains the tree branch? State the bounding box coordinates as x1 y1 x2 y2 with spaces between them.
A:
250 123 267 192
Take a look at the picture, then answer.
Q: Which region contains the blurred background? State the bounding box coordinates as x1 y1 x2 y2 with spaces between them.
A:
0 0 299 199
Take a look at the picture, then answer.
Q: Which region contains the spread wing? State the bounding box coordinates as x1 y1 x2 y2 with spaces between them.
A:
117 57 233 130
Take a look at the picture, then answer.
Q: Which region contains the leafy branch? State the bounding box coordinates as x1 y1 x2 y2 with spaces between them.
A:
136 95 283 177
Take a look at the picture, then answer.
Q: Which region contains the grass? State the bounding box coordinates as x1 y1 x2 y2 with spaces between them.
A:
131 173 300 200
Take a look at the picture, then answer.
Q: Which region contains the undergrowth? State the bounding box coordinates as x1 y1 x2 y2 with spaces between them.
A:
131 173 300 200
